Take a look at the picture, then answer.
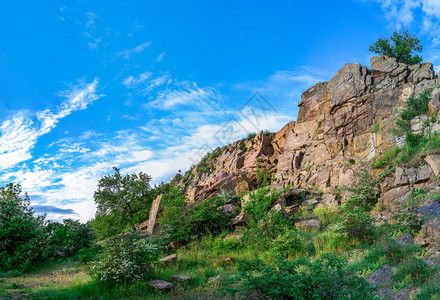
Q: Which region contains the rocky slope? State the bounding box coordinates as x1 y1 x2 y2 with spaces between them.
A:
174 55 438 198
145 55 440 250
139 55 440 298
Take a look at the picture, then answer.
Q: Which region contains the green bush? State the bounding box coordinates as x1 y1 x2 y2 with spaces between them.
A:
314 206 338 228
228 253 372 299
332 208 377 243
313 231 351 254
90 232 159 285
243 187 279 221
78 245 102 264
393 257 432 285
270 230 304 258
158 189 230 244
245 133 257 140
361 239 420 271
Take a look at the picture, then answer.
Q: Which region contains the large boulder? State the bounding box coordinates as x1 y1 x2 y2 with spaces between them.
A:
231 211 250 227
147 195 163 235
365 264 393 299
149 280 174 290
294 218 320 230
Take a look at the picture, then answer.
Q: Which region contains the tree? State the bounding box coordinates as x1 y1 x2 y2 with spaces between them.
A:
0 183 45 271
93 168 155 237
369 30 423 64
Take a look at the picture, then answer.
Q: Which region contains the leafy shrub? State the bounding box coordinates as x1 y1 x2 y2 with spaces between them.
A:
78 245 102 263
332 208 377 243
344 169 382 212
255 158 272 187
158 189 230 244
242 206 296 252
243 187 279 221
393 210 422 235
212 236 243 253
270 230 304 258
361 239 420 271
313 231 352 254
393 257 432 285
44 219 96 259
90 232 159 285
228 253 372 299
0 184 46 272
314 206 338 228
245 133 257 140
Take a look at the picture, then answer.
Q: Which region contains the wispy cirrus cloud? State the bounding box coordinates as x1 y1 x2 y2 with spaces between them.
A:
122 71 153 88
148 85 221 110
117 41 152 59
0 79 101 169
155 52 166 62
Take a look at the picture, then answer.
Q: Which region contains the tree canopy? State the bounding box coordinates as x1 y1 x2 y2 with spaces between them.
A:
93 168 156 239
369 30 423 65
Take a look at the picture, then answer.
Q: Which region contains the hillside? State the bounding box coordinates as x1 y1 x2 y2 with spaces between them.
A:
3 55 440 299
136 55 440 298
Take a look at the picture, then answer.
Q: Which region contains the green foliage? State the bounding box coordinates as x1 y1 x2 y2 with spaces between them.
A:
393 257 432 285
361 239 421 271
0 183 45 272
332 208 377 243
245 132 257 140
369 121 381 133
93 167 155 239
255 158 272 187
0 183 96 273
44 219 96 259
263 130 271 136
243 187 279 221
372 146 401 168
215 189 240 206
270 230 304 258
344 169 383 211
78 245 102 264
393 210 422 235
229 253 372 299
369 30 423 64
313 206 338 228
158 189 230 244
90 232 160 285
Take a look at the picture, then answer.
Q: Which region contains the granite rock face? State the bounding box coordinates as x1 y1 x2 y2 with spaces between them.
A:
175 55 440 203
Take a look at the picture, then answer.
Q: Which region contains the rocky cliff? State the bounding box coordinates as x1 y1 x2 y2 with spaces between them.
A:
174 56 439 202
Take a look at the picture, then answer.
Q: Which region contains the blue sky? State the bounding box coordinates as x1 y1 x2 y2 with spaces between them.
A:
1 0 439 222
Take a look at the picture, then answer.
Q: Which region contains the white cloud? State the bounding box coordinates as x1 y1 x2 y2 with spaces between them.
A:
368 0 440 46
117 42 152 59
155 53 166 62
0 79 100 169
122 72 153 87
148 85 221 110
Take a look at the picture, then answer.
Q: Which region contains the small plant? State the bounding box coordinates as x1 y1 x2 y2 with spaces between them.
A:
245 133 257 140
255 158 272 187
369 121 381 133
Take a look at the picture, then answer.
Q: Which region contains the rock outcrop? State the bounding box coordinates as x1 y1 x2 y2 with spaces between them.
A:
175 55 440 204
